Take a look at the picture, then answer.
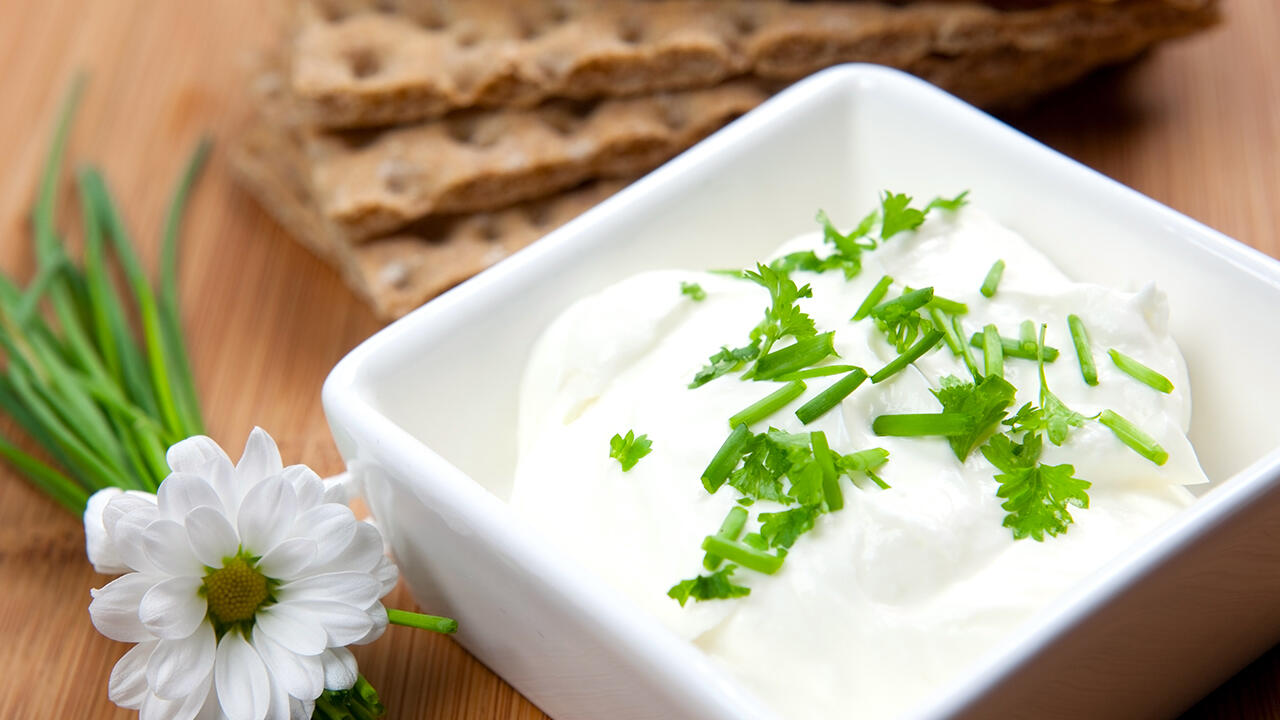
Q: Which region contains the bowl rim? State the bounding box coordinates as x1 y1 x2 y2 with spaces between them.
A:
323 64 1280 719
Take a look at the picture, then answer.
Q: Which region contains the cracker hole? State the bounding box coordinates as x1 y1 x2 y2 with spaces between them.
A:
617 16 645 45
475 215 501 242
444 114 500 148
733 10 761 36
346 48 381 79
660 101 688 131
539 99 596 136
549 2 574 24
335 128 383 152
410 7 449 31
456 26 483 48
316 1 347 22
525 204 552 228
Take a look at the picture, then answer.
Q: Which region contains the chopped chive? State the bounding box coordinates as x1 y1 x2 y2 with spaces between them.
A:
980 259 1005 297
700 535 785 575
1067 314 1098 386
852 275 893 321
753 333 836 381
925 295 968 315
865 469 890 490
1108 349 1174 394
1098 410 1169 465
729 380 806 429
772 364 858 382
386 609 458 634
703 506 749 570
967 333 1059 362
811 431 842 511
953 316 982 380
872 413 971 437
870 329 944 384
872 287 934 320
929 308 962 355
983 324 1004 378
702 423 752 493
795 368 867 424
1019 320 1036 351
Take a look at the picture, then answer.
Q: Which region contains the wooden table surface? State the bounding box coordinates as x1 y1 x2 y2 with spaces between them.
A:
0 0 1275 717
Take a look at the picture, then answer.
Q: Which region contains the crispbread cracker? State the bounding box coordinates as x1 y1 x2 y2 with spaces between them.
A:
307 79 770 242
291 0 1217 128
229 112 629 319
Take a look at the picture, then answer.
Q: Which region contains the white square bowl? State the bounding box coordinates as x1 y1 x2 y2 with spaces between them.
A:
322 65 1280 720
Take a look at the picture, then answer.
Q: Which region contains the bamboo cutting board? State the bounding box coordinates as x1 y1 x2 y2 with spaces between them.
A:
0 0 1275 718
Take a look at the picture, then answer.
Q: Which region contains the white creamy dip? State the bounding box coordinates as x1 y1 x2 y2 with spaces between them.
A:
510 207 1207 719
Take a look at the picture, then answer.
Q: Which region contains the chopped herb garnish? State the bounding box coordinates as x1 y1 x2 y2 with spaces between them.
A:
980 260 1005 297
1098 409 1169 465
872 413 971 437
726 432 794 504
852 275 894 321
690 342 761 388
759 505 822 549
680 281 707 301
744 263 817 363
1067 314 1098 386
728 380 807 429
795 367 868 425
879 192 928 240
966 332 1060 362
703 506 749 570
700 535 786 575
811 431 842 511
836 448 890 489
1108 349 1174 394
871 287 934 352
932 374 1018 460
925 294 969 316
924 190 970 213
667 564 751 606
982 324 1004 379
953 315 982 380
702 423 753 493
815 208 879 278
930 307 963 355
773 364 859 382
870 329 944 383
983 433 1090 541
608 430 652 471
753 333 837 381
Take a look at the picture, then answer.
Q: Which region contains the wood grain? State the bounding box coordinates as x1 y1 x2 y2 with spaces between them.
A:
0 0 1274 718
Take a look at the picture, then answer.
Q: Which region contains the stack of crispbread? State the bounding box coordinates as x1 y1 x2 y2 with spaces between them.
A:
231 0 1218 320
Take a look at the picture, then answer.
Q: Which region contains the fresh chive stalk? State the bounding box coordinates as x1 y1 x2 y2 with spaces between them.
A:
925 295 968 315
852 275 893 321
795 368 867 424
753 333 835 381
929 308 963 356
870 329 944 384
871 413 971 437
983 324 1003 378
700 535 785 575
953 316 982 380
1098 410 1169 465
728 380 806 428
1019 320 1036 350
1067 314 1098 386
1108 349 1174 394
873 287 934 319
980 259 1005 297
811 431 842 511
772 364 859 382
966 333 1059 362
703 506 749 570
702 424 752 493
385 609 459 634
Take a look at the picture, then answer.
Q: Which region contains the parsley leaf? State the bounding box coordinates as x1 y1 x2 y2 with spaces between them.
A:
982 433 1091 541
759 505 822 549
744 263 817 344
871 287 934 352
680 281 707 301
931 375 1017 461
690 341 761 388
667 564 751 607
815 208 878 278
608 430 652 471
924 190 970 213
879 192 927 240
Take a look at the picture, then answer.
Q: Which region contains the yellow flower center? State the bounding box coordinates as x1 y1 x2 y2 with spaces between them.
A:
202 556 271 627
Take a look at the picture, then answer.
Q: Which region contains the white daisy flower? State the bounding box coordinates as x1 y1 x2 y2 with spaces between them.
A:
85 428 398 720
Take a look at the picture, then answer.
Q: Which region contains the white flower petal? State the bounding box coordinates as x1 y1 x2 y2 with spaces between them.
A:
90 573 159 642
256 538 317 581
237 476 295 555
234 427 283 501
143 520 204 577
147 620 216 699
215 631 271 720
290 697 315 720
185 505 240 568
278 572 380 609
139 575 207 639
277 600 373 647
319 647 357 691
167 436 232 474
252 625 323 704
141 670 212 720
157 473 224 521
102 490 158 542
255 604 327 656
85 488 129 574
265 671 291 720
280 465 323 511
311 521 383 576
371 556 399 597
354 602 388 646
108 500 162 573
292 505 356 567
108 640 156 708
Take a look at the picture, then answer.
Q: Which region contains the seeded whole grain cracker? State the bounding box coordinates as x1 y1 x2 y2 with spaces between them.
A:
290 0 1218 129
